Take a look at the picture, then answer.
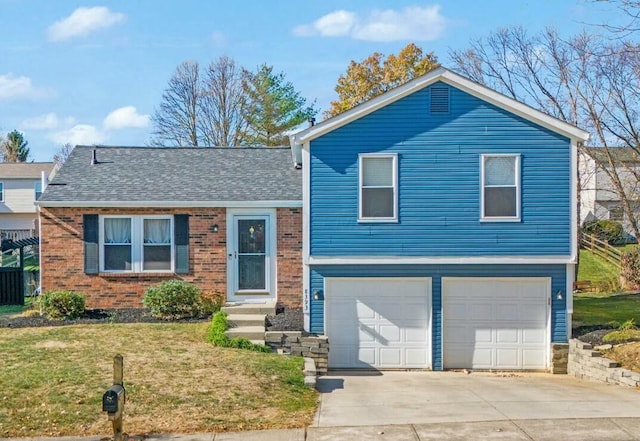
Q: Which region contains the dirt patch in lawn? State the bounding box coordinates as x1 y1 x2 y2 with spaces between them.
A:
602 342 640 372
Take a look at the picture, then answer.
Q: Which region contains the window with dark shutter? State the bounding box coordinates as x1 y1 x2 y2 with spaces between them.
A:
430 86 450 114
83 214 99 274
174 214 190 274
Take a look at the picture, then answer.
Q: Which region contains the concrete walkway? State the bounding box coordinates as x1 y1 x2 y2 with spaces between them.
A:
6 419 640 441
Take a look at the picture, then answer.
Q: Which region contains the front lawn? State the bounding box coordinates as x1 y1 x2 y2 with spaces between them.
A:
577 249 619 288
0 323 318 438
573 292 640 327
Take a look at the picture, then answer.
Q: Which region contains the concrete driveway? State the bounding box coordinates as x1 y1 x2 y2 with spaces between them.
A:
313 371 640 427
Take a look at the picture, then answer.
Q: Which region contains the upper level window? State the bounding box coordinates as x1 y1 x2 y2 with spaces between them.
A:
481 154 520 221
359 154 398 222
0 182 4 202
100 216 173 272
35 182 42 200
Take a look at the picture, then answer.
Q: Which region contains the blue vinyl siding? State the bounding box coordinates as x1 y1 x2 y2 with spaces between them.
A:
310 264 567 370
309 82 572 257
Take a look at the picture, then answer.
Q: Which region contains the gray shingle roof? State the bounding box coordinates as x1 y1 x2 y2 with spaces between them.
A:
0 162 54 179
38 146 301 206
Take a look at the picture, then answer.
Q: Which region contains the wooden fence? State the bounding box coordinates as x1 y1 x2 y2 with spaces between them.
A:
0 267 24 305
580 232 623 268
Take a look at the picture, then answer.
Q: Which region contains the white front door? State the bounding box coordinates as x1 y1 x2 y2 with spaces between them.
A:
227 210 276 303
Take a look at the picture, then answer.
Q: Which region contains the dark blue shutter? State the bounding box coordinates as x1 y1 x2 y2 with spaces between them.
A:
83 214 99 274
174 215 189 274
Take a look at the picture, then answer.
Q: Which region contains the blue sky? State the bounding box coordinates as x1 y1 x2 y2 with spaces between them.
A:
0 0 626 161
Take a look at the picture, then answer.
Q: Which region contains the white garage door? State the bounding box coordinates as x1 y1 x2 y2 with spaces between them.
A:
325 278 431 369
443 278 549 370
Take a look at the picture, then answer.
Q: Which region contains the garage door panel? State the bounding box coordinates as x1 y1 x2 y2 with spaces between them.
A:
523 328 546 343
443 278 549 370
496 328 518 343
379 324 401 343
326 278 431 369
379 348 401 366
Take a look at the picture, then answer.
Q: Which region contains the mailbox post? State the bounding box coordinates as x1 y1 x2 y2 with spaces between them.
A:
102 354 125 441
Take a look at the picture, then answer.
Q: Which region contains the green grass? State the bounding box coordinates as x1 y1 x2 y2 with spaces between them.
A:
0 297 34 316
573 292 640 327
577 249 619 285
0 323 318 437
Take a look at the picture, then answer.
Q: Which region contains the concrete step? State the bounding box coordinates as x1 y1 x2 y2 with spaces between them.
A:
222 303 276 315
225 326 265 341
226 313 265 327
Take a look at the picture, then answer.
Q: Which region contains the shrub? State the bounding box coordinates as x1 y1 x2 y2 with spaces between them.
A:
143 280 204 319
199 291 225 316
37 290 86 320
620 247 640 289
206 311 271 353
583 220 624 244
603 319 640 343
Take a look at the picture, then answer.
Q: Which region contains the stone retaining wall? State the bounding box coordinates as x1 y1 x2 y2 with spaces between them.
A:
568 339 640 387
265 331 329 375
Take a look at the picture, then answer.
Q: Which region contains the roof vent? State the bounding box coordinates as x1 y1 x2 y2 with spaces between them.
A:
91 149 98 165
430 86 450 114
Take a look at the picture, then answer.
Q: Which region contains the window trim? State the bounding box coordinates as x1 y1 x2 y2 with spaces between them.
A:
99 215 175 273
358 153 398 223
480 154 521 222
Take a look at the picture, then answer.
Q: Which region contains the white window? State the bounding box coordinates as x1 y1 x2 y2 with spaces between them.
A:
35 182 42 200
100 216 173 272
359 154 398 221
481 154 520 220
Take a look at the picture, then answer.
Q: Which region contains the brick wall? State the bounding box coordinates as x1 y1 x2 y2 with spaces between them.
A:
40 206 302 309
276 207 302 308
568 339 640 387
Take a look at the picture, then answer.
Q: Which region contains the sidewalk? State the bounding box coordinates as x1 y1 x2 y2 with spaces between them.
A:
5 418 640 441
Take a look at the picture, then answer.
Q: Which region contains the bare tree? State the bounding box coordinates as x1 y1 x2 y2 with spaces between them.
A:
53 143 74 166
451 27 640 238
199 56 249 146
151 61 201 146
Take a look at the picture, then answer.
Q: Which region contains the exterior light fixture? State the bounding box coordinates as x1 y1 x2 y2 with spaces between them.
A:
556 290 563 300
313 290 324 301
212 224 219 233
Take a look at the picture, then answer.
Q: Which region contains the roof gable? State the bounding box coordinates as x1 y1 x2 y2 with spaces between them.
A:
293 67 590 144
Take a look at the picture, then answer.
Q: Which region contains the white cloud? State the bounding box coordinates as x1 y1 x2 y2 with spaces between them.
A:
103 106 150 130
20 113 75 130
210 31 227 48
292 6 448 42
47 6 126 42
0 73 53 100
50 124 107 146
293 10 356 37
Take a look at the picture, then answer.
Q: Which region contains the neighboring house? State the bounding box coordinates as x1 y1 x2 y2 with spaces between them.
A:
0 162 55 241
36 146 302 309
292 67 590 371
579 146 640 237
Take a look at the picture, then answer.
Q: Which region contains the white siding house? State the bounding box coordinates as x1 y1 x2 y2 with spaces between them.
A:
579 147 640 237
0 163 55 240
